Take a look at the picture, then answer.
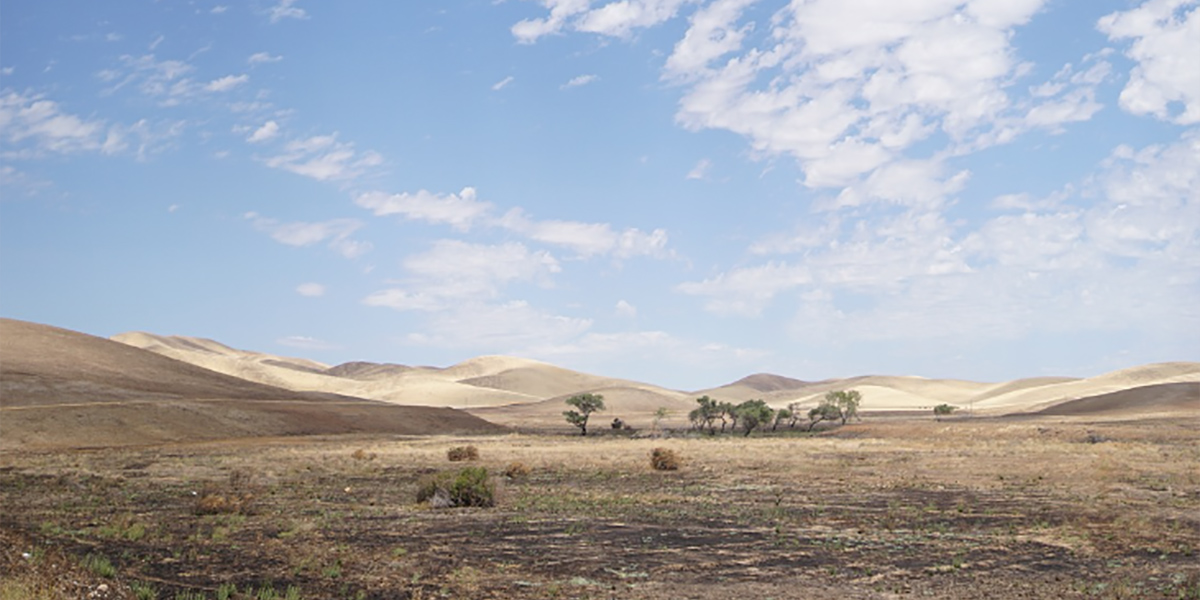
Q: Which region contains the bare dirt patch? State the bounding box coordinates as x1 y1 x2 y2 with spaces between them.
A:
2 418 1198 599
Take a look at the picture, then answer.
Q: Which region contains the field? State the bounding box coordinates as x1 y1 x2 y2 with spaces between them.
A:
3 416 1198 599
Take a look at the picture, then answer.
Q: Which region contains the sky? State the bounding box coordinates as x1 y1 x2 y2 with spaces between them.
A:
1 0 1197 390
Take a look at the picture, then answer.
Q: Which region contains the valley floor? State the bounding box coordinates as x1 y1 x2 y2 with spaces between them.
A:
2 416 1198 599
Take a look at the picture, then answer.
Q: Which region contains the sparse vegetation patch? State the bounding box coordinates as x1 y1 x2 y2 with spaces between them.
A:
446 445 479 462
416 466 496 508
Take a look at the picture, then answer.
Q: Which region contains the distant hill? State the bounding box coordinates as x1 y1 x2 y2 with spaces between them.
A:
1031 382 1199 417
98 322 1200 427
111 333 689 415
0 319 502 449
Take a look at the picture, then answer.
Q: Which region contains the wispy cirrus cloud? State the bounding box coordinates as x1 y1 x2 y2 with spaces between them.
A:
356 185 671 259
492 75 515 91
98 54 249 106
246 213 371 258
268 0 309 23
364 240 560 312
561 74 598 89
245 120 280 143
0 90 183 160
512 0 690 43
0 91 110 157
248 52 283 65
263 134 383 182
355 187 492 231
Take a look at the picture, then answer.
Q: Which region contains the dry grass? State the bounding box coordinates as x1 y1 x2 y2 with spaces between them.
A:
649 447 681 471
447 445 480 462
1 416 1198 599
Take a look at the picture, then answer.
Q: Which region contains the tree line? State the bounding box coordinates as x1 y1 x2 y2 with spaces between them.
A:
562 390 863 437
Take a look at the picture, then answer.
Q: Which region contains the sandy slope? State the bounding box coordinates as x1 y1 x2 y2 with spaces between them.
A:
972 362 1200 413
1 319 502 448
466 385 695 429
113 333 686 410
107 325 1200 423
1033 382 1198 417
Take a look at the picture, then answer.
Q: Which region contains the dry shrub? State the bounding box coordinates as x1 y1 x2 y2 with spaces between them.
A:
503 461 530 479
194 490 254 515
447 445 479 462
351 448 377 461
416 467 495 508
194 469 256 515
650 447 681 471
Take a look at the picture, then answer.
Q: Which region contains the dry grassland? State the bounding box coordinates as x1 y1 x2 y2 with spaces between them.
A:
2 416 1198 599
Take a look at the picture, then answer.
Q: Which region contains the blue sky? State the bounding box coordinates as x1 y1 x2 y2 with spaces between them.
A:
2 0 1197 390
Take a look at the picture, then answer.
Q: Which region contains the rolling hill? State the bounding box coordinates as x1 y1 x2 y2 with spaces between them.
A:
0 319 503 449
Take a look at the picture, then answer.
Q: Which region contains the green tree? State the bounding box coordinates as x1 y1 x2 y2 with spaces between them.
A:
807 402 842 431
690 396 723 435
826 390 862 425
772 408 793 431
718 401 736 433
563 393 606 436
933 404 956 421
734 399 774 437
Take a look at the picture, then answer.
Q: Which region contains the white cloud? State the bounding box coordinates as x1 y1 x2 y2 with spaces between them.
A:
0 91 108 157
522 329 769 376
512 0 591 43
269 0 309 23
277 335 338 350
686 157 711 180
247 214 371 258
405 301 593 349
355 187 491 231
499 208 670 258
615 299 638 317
211 6 229 14
1098 0 1200 124
355 185 673 259
561 74 599 89
263 134 383 181
204 74 249 92
492 75 515 91
681 130 1200 344
514 0 690 42
677 261 813 316
365 240 562 312
246 120 280 143
296 282 326 297
664 0 1056 191
663 0 756 81
149 35 165 51
248 52 283 65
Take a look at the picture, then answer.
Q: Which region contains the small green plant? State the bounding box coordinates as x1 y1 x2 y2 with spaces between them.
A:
216 583 238 600
416 466 496 508
83 553 116 578
649 447 681 471
254 584 279 600
447 445 479 462
174 591 209 600
131 581 157 600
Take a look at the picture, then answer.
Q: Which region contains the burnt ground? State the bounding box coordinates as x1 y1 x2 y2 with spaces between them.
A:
2 418 1199 599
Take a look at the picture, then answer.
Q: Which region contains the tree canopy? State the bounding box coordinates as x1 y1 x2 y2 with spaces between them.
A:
563 393 606 436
